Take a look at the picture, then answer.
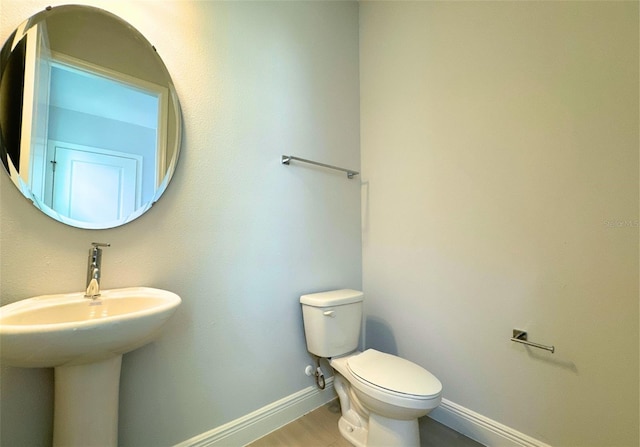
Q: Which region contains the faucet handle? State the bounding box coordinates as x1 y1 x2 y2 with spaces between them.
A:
88 242 110 266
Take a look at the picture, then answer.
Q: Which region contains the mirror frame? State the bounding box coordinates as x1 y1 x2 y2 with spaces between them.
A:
0 5 182 229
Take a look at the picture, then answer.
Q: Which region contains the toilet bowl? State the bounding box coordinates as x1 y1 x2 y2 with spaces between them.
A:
331 350 442 447
300 289 443 447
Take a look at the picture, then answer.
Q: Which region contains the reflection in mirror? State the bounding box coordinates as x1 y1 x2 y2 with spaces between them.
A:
0 5 181 229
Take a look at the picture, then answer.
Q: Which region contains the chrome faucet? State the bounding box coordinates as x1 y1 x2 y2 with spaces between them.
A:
85 242 110 299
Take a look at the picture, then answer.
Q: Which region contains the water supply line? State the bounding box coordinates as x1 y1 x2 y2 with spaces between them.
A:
313 356 326 390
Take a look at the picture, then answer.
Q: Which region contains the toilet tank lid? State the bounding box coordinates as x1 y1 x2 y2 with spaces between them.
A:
300 289 363 306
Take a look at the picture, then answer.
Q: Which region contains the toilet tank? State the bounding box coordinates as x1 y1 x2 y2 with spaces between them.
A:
300 289 363 358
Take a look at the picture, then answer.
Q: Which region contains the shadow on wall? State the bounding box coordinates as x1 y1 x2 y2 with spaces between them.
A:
365 316 398 355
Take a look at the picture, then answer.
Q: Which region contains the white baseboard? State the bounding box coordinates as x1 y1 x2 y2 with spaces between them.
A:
174 378 336 447
429 398 552 447
175 381 551 447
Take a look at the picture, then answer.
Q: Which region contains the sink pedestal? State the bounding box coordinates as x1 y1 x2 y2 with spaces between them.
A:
53 355 122 447
0 287 182 446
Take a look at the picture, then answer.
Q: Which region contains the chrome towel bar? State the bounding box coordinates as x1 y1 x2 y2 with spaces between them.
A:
281 155 359 179
511 329 555 353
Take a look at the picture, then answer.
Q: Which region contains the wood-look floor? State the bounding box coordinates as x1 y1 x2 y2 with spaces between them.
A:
247 400 484 447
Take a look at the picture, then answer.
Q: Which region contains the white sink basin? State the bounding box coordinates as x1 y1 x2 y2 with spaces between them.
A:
0 287 181 367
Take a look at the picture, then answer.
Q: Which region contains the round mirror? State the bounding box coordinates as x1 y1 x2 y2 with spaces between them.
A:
0 5 182 229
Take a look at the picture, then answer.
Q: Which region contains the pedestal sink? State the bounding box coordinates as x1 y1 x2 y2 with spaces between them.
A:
0 287 181 446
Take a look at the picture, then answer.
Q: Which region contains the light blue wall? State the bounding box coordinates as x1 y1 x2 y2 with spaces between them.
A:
0 1 361 446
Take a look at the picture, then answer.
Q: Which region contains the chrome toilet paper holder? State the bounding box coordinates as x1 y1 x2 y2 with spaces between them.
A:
511 329 555 353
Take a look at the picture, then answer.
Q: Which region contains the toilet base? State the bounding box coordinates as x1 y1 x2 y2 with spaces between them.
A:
368 413 419 446
338 416 367 447
338 413 420 447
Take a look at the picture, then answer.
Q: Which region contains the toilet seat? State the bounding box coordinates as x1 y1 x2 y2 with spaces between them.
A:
347 349 442 404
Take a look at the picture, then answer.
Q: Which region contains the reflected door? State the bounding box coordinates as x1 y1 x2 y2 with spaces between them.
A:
47 141 142 223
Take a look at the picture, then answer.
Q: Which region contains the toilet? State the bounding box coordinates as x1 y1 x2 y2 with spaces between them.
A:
300 289 442 447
